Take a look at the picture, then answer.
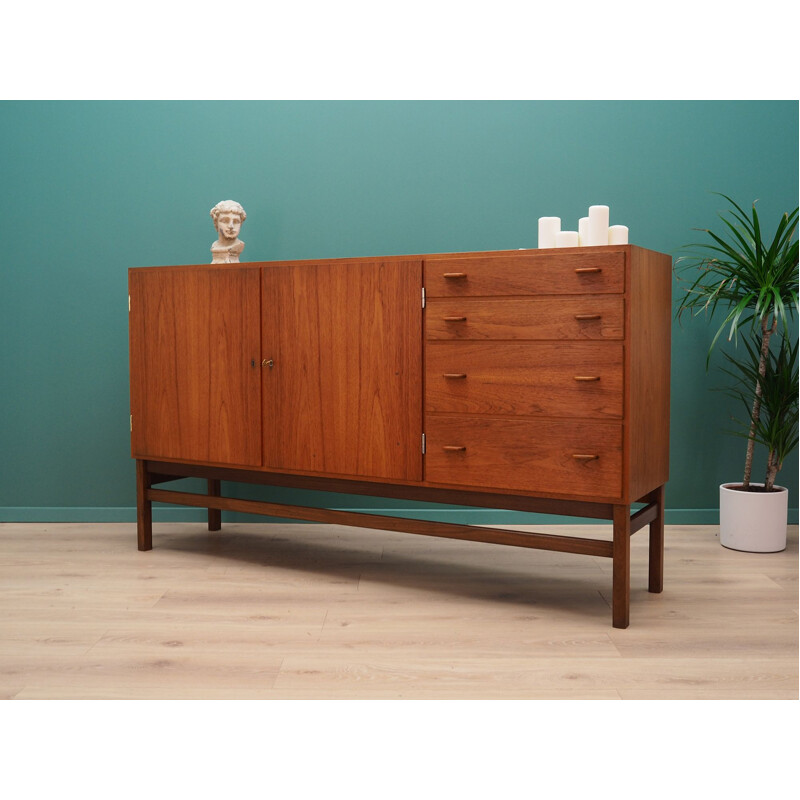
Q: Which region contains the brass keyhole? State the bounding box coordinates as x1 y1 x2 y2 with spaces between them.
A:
262 359 274 369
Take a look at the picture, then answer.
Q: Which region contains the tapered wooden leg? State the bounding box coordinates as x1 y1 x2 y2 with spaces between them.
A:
136 459 152 551
648 484 665 593
612 504 630 629
208 479 222 531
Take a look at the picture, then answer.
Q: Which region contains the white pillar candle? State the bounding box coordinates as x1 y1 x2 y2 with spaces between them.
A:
587 205 609 246
608 224 629 245
538 216 561 249
578 216 590 246
555 230 579 248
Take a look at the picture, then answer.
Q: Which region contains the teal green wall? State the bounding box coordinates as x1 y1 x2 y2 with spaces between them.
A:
1 101 797 524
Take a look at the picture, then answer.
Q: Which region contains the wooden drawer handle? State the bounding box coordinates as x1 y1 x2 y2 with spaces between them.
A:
575 267 602 274
574 314 601 321
443 445 467 452
443 373 467 379
443 272 467 279
573 375 601 382
443 316 467 322
572 454 599 462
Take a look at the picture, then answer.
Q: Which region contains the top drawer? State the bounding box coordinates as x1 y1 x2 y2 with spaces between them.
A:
425 250 625 297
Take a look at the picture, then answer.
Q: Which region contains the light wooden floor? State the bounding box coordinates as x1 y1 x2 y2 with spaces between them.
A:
0 521 796 699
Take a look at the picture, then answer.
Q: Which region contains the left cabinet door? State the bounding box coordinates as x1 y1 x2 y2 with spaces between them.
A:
129 266 262 466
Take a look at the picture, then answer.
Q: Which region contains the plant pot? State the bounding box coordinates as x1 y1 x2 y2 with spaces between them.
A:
719 483 788 553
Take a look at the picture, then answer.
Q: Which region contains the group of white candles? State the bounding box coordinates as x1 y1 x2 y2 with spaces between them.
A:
538 205 628 249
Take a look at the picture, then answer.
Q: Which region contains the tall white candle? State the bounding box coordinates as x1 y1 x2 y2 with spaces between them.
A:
538 216 561 249
608 224 629 244
578 216 590 246
555 231 579 248
587 205 609 246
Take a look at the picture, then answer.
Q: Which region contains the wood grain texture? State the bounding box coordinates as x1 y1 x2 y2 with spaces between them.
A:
425 340 623 418
424 249 624 296
425 296 624 340
627 246 672 500
145 459 617 519
1 523 795 699
649 484 665 593
136 459 152 551
128 247 670 628
424 415 623 497
146 487 615 557
612 504 631 629
128 247 667 502
128 267 262 466
208 479 221 532
630 502 658 534
260 261 422 481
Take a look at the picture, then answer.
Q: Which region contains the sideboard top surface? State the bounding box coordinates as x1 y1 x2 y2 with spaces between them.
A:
129 244 667 274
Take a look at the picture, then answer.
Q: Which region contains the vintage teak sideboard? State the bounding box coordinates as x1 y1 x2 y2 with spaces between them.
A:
128 245 671 628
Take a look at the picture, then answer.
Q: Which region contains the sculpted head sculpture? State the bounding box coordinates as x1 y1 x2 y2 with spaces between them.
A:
210 200 246 263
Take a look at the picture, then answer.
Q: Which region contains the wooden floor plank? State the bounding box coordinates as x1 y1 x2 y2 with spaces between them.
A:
0 522 796 700
271 654 798 696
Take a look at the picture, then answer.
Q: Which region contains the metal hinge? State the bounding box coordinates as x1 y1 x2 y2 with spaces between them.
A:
128 294 131 312
422 433 426 454
130 414 133 432
421 287 426 309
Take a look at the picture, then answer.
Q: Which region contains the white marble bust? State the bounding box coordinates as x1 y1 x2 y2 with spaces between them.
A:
210 200 246 263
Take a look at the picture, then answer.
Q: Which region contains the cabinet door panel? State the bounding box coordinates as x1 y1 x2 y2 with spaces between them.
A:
262 261 422 480
129 267 262 466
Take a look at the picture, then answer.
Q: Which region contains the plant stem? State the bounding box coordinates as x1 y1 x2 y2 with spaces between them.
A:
743 316 777 488
765 449 779 491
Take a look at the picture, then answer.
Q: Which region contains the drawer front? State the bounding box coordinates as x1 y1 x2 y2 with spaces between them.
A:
425 251 624 297
426 296 624 340
426 341 623 418
425 415 623 497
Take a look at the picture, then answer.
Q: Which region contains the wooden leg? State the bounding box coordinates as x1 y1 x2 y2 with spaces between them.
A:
136 459 152 551
208 479 222 531
648 484 665 593
612 504 630 629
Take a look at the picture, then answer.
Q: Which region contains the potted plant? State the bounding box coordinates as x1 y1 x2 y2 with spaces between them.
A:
676 194 799 552
718 332 798 550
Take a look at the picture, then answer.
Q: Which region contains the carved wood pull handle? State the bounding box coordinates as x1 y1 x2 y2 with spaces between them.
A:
572 454 599 462
443 373 467 379
575 267 602 274
443 272 467 279
573 375 601 382
443 445 467 452
443 316 467 322
574 314 601 321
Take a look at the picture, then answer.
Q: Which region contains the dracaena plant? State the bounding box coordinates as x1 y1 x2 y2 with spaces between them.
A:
720 333 798 491
676 193 799 490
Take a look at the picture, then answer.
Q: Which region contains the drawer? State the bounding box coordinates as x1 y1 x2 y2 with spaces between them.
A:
426 341 623 418
424 415 623 497
426 296 624 340
425 250 624 297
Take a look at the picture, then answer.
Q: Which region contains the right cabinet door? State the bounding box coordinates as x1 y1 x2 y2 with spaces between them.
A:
261 260 423 481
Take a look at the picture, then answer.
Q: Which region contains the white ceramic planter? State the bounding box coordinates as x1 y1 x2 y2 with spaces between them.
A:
719 483 788 552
